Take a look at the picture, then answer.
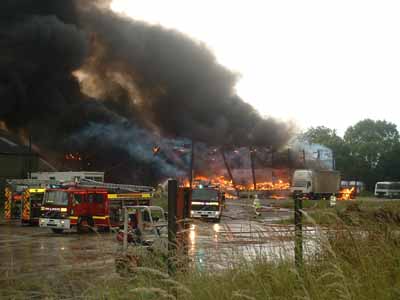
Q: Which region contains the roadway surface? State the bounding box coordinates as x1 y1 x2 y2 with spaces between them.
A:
0 198 294 280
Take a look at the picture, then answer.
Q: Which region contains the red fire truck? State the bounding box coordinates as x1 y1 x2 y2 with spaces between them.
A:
4 179 60 224
39 180 154 233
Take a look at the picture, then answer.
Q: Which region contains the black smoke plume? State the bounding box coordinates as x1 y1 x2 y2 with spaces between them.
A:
0 0 292 184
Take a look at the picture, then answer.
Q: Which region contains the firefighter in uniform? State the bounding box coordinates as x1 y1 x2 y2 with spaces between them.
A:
253 194 261 216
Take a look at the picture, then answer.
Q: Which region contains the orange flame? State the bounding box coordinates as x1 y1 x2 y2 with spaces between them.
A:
236 179 290 191
180 175 290 196
152 145 161 155
338 187 355 200
64 153 82 161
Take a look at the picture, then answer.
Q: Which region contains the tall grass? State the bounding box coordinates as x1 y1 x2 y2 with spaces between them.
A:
1 202 400 299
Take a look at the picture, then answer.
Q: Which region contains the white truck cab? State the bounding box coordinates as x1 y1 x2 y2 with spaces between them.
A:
291 170 313 196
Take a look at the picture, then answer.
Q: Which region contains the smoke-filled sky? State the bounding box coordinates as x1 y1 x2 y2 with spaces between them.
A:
111 0 400 136
0 0 294 184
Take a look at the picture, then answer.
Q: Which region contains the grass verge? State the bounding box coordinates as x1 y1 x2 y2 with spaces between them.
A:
2 199 400 299
2 218 400 300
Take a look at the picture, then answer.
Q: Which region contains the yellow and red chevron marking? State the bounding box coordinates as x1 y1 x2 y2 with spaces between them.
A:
4 187 12 220
22 190 31 221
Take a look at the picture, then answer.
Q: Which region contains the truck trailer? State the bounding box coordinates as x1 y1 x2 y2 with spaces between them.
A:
291 169 340 200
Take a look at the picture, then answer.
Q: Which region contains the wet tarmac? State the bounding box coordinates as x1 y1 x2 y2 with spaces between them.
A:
0 198 303 278
188 198 322 270
0 223 117 280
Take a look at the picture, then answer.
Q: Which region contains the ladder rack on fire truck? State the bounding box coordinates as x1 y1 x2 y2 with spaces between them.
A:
6 179 61 187
74 178 155 193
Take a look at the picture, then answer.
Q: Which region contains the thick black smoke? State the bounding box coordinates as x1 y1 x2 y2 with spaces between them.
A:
0 0 292 184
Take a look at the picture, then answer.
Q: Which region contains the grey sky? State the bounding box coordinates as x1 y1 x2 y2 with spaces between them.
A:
112 0 400 136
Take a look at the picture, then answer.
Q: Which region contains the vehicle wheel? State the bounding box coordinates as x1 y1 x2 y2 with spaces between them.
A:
51 228 64 234
77 217 94 233
99 226 110 233
213 218 221 223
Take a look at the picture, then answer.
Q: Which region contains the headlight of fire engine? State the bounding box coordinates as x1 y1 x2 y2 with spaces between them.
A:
190 210 194 216
60 208 67 212
41 207 46 211
61 220 65 224
215 211 220 216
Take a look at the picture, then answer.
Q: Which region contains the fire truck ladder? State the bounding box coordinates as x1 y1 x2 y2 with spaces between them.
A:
76 178 155 193
6 179 61 187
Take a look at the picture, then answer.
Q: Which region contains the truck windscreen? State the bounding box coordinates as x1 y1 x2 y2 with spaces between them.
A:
377 183 400 190
192 189 218 201
293 180 307 187
191 204 219 211
44 191 68 206
30 193 44 202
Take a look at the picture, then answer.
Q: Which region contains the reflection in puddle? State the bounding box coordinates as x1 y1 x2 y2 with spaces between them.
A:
188 221 321 270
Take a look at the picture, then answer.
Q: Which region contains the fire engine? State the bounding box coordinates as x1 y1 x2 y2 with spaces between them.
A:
190 183 225 222
4 179 60 224
39 179 154 233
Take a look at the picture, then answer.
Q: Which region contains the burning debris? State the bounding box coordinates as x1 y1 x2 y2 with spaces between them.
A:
236 180 291 191
64 153 82 161
152 146 161 156
338 187 356 200
183 174 291 199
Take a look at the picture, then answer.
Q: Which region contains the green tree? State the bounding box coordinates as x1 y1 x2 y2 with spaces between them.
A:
376 143 400 181
303 126 340 146
344 119 400 190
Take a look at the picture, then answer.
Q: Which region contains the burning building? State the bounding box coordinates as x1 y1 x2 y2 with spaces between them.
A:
0 0 293 185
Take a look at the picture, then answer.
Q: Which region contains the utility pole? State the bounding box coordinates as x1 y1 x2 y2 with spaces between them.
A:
221 148 239 195
332 152 336 170
249 147 257 191
28 134 32 179
189 141 194 188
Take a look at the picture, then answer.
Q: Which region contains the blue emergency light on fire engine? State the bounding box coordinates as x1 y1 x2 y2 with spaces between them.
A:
48 184 62 189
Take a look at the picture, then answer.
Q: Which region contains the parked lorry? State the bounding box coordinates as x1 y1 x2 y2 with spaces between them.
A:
39 179 154 233
291 169 340 199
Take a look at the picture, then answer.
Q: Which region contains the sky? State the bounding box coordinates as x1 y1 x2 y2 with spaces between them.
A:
111 0 400 136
